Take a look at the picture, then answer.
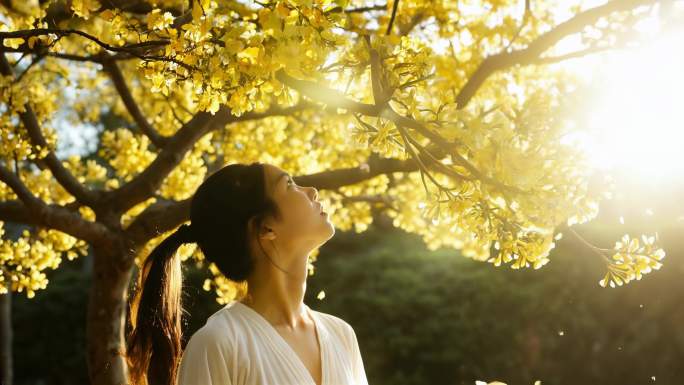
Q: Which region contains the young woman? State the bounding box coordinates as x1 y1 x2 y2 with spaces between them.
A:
125 161 369 385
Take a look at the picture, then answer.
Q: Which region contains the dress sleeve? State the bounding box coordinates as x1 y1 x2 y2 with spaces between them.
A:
176 327 233 385
345 323 369 385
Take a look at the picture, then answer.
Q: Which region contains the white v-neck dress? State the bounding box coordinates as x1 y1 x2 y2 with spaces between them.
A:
176 300 369 385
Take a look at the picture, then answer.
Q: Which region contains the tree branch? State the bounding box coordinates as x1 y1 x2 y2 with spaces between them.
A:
499 0 531 54
0 200 33 224
398 10 426 36
124 155 419 246
0 165 111 243
275 69 526 195
455 0 657 108
0 50 102 207
275 69 381 115
102 101 317 215
100 57 170 149
0 48 137 63
386 0 400 35
362 35 393 105
100 110 213 215
123 197 192 246
324 4 388 15
0 199 84 225
0 28 194 71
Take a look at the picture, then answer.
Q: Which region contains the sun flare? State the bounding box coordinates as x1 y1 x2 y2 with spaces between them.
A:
573 27 684 183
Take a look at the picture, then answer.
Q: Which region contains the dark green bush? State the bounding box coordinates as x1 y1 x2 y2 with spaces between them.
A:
305 223 684 385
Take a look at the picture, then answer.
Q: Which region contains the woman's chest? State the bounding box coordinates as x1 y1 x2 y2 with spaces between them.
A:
276 326 322 385
235 325 355 385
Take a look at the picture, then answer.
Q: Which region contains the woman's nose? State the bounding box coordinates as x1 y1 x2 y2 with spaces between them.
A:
309 186 318 201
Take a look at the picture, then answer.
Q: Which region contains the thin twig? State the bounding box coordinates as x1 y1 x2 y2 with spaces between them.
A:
386 0 400 35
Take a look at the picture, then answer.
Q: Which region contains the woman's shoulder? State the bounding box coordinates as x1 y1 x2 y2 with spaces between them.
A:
184 301 245 348
178 305 242 384
308 305 361 356
307 305 355 337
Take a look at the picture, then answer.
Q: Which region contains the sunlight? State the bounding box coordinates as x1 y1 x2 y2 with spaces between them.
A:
576 27 684 183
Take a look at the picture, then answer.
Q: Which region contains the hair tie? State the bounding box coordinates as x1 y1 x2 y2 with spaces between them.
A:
175 223 196 244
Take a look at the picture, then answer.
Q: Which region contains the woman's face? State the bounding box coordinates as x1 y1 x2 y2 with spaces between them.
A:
257 163 335 255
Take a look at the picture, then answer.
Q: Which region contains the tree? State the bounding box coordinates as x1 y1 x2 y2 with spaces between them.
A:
0 0 669 384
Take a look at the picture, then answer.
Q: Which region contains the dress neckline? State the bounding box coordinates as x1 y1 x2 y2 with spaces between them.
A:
233 301 326 385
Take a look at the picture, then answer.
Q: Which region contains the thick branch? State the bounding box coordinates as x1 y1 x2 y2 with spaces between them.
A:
275 69 381 115
398 10 426 36
362 36 393 105
124 155 419 246
101 111 213 215
0 165 111 243
324 4 388 15
0 199 84 225
455 0 657 108
0 51 101 207
293 155 417 190
0 167 39 213
276 69 525 195
123 198 191 247
103 102 316 215
0 200 33 223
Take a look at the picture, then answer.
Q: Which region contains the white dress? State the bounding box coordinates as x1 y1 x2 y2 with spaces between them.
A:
176 300 369 385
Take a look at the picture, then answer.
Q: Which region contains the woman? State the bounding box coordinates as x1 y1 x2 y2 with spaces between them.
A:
125 161 369 385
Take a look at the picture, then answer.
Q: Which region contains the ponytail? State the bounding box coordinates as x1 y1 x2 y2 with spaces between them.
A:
125 162 273 384
126 224 196 385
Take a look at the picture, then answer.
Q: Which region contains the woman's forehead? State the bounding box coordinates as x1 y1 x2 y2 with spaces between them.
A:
263 163 288 191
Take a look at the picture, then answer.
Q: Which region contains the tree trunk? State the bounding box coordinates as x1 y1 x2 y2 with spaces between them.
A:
0 290 12 385
86 245 135 385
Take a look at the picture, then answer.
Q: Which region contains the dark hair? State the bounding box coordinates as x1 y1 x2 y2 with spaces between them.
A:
125 161 281 385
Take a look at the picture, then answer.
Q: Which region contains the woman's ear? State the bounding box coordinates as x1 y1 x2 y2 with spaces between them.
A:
259 225 277 241
250 216 277 242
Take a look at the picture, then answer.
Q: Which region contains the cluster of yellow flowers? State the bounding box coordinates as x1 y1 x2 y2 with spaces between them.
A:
0 223 88 298
599 233 666 288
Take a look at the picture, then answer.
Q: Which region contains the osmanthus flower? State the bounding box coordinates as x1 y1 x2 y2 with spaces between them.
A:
599 233 666 288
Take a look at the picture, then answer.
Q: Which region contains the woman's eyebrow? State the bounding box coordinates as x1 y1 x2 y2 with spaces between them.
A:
275 172 290 189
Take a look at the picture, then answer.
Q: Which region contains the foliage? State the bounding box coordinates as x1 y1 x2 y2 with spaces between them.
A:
0 0 669 306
